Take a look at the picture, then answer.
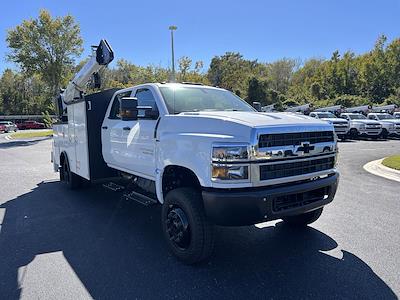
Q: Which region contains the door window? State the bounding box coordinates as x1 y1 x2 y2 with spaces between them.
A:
109 91 132 119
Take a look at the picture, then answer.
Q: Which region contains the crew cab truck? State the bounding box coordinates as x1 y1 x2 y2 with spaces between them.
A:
309 111 350 140
367 113 400 138
340 113 382 139
52 41 339 264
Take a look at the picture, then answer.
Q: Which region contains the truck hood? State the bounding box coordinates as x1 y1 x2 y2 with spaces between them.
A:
351 119 381 125
179 111 329 127
320 117 348 124
377 119 400 125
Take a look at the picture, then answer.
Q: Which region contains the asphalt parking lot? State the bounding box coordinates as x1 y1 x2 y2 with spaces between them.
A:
0 137 399 299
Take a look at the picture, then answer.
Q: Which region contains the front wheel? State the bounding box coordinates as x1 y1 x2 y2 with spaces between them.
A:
380 129 388 139
282 208 323 227
162 187 214 264
349 128 358 139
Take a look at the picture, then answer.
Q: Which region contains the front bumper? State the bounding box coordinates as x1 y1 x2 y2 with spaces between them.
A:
202 172 338 226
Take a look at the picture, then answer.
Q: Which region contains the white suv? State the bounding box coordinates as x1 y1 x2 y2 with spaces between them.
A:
340 113 382 139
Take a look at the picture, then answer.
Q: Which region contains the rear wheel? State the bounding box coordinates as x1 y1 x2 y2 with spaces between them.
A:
60 156 81 189
162 187 214 264
282 208 323 227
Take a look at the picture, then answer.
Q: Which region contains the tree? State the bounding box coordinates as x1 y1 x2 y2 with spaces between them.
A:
310 82 322 99
178 56 192 81
247 77 266 104
6 10 83 98
267 58 298 94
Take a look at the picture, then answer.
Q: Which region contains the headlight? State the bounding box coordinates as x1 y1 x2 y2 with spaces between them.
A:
211 165 249 180
389 124 395 129
212 144 249 162
359 124 366 129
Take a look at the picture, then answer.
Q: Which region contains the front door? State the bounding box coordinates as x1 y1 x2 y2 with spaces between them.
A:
101 90 133 166
121 87 159 179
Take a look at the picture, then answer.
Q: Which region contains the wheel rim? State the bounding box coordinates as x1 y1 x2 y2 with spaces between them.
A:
166 207 191 250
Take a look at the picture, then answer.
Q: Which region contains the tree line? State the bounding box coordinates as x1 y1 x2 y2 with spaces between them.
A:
1 10 399 115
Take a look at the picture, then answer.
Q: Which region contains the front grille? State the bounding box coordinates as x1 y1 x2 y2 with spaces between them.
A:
272 187 328 212
366 124 381 128
259 156 335 180
258 131 334 148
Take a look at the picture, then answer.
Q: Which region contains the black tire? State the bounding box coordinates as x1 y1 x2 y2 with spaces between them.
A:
282 207 323 227
380 129 388 139
60 156 81 189
349 128 358 139
162 187 214 264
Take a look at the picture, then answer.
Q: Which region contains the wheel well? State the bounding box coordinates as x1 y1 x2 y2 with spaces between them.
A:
162 166 201 197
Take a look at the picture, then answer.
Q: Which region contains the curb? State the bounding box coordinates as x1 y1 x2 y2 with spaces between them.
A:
363 158 400 183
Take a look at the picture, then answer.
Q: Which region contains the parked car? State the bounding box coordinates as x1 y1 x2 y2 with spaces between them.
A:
309 111 350 140
340 113 382 139
0 121 18 133
367 113 400 138
17 120 46 130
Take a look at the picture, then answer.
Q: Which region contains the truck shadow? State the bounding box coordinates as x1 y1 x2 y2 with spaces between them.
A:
0 182 396 299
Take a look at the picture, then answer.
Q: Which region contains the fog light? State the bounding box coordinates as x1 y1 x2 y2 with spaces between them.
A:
212 165 249 180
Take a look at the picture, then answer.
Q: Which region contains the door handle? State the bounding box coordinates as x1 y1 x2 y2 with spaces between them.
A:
102 126 108 130
123 127 131 131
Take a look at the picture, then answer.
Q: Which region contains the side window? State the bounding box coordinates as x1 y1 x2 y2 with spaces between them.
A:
310 113 316 118
109 91 132 119
135 88 159 117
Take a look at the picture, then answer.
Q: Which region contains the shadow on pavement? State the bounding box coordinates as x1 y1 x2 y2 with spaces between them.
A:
0 139 51 149
0 181 396 299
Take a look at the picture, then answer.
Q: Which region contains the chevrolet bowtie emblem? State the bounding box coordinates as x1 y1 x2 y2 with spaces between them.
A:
296 142 315 154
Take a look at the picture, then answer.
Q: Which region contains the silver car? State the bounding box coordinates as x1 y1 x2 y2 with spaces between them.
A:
0 121 18 133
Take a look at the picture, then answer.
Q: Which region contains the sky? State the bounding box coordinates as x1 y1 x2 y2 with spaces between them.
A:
1 0 399 72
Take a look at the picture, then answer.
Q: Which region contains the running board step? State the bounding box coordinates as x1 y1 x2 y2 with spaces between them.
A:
123 190 158 206
103 182 125 192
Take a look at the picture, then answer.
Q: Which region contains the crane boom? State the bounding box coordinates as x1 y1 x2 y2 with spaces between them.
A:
62 39 114 105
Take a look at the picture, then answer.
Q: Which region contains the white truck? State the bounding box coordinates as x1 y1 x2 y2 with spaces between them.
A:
52 41 339 264
309 111 350 140
340 113 382 139
367 113 400 138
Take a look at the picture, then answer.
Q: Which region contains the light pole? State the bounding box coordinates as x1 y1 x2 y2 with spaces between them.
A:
169 25 177 82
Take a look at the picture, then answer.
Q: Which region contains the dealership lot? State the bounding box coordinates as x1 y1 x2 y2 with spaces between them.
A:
0 138 399 299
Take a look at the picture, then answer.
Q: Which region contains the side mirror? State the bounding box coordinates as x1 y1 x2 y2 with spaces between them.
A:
137 106 159 120
252 102 261 112
120 97 138 121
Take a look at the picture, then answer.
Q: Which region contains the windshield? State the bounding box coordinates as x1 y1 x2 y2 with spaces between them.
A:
317 112 336 118
159 86 255 114
348 114 366 120
376 114 394 120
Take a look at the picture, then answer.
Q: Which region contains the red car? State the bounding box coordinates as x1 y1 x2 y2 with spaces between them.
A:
17 120 46 130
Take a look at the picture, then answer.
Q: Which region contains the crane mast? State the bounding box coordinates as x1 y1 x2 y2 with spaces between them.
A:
57 40 114 117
